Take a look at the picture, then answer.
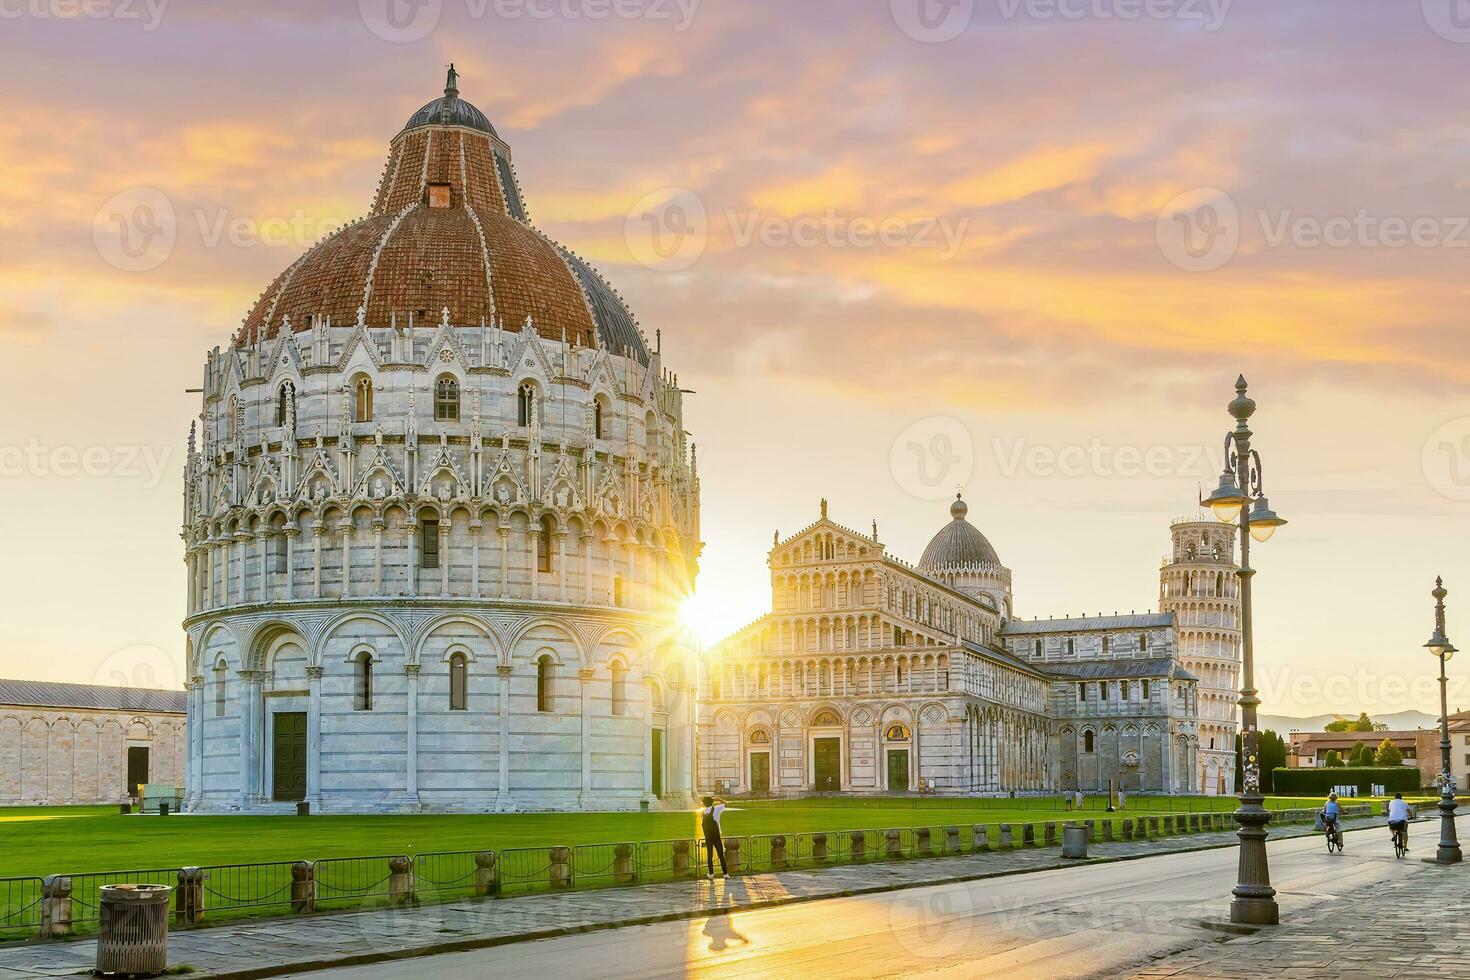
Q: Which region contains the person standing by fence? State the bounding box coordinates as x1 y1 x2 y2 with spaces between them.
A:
701 796 728 880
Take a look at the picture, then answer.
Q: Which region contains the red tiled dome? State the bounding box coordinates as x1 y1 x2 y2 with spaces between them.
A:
234 68 646 362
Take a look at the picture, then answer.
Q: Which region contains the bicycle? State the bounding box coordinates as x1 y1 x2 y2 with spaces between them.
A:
1391 823 1408 859
1323 818 1344 854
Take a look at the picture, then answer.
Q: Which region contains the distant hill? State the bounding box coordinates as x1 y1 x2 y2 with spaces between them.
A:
1259 710 1440 734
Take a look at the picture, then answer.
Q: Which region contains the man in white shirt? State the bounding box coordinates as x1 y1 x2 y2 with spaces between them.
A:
700 796 728 880
1387 792 1411 847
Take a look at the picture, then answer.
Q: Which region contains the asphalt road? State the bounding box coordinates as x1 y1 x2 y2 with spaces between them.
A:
281 820 1431 980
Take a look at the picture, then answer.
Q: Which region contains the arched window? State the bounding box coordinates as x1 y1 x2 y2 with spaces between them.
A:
213 662 227 717
884 722 911 740
1120 679 1131 701
354 651 373 711
1066 638 1075 657
593 399 604 440
536 655 552 712
1083 730 1095 753
435 376 460 421
1034 639 1042 658
420 518 440 568
1100 680 1111 701
1102 635 1110 656
611 662 628 716
1077 681 1086 703
227 396 239 442
645 411 657 455
1142 679 1151 700
518 384 535 427
449 653 468 710
537 515 554 573
276 382 293 427
1139 633 1149 653
354 376 374 423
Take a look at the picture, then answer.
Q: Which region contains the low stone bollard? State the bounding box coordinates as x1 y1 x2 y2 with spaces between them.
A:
672 840 691 878
725 838 742 874
291 861 316 913
812 833 829 863
39 875 72 938
884 829 903 859
849 831 867 860
972 825 990 852
388 856 415 906
998 824 1013 848
1084 819 1097 842
1044 822 1057 846
1102 821 1115 842
548 847 572 890
1187 815 1200 833
1061 824 1088 859
945 826 961 854
1022 823 1036 847
1121 819 1133 840
613 843 635 884
176 867 207 927
473 852 499 896
1148 816 1159 836
769 835 789 870
914 827 932 857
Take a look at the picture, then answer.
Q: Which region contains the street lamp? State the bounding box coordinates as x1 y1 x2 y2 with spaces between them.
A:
1201 376 1287 926
1424 577 1462 865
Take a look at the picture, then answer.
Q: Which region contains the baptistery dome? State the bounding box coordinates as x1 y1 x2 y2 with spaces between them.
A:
182 69 699 815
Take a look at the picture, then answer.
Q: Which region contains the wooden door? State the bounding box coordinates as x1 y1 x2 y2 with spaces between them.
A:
272 712 307 802
813 737 841 791
749 752 770 794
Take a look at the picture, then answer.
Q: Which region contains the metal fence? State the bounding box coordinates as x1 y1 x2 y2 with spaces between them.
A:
66 868 178 926
0 877 42 941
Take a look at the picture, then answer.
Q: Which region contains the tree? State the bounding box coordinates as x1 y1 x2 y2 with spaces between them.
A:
1374 738 1403 767
1324 749 1345 768
1347 742 1375 767
1259 730 1287 793
1325 712 1375 733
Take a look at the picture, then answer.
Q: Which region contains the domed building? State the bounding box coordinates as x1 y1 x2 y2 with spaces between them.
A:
698 497 1202 797
182 69 700 813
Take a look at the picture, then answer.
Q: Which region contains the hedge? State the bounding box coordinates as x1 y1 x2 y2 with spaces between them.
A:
1271 766 1421 795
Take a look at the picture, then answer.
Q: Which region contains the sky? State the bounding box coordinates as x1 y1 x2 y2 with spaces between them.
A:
1 0 1469 718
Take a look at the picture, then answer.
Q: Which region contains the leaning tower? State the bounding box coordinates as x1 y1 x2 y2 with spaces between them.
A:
1159 517 1240 795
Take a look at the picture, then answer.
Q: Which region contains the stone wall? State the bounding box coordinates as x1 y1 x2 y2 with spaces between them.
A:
0 707 186 804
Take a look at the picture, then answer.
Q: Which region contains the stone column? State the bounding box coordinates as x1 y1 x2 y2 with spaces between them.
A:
284 523 300 600
404 664 420 806
528 527 541 601
557 532 568 601
235 532 249 600
236 669 258 807
499 527 510 599
312 519 323 598
582 532 596 603
643 675 655 800
257 531 270 601
470 520 482 595
372 519 385 594
405 518 418 596
339 521 352 598
497 663 513 800
579 667 595 805
306 665 322 807
439 520 451 596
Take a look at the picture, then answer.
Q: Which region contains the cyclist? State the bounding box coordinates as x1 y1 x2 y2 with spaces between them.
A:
1322 792 1343 848
1387 792 1410 851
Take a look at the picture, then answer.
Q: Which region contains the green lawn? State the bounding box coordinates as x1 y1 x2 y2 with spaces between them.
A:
0 795 1325 878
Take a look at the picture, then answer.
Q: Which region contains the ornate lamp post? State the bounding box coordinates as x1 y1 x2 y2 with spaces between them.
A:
1424 577 1462 865
1201 376 1287 926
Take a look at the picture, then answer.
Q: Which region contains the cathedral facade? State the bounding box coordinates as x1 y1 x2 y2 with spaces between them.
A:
182 70 700 813
697 498 1222 797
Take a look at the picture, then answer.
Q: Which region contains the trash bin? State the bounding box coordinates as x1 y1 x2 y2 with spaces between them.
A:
1061 825 1088 859
96 884 171 977
297 801 311 817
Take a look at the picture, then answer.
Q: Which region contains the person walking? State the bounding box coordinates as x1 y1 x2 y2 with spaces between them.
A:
1118 788 1127 811
701 795 728 880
